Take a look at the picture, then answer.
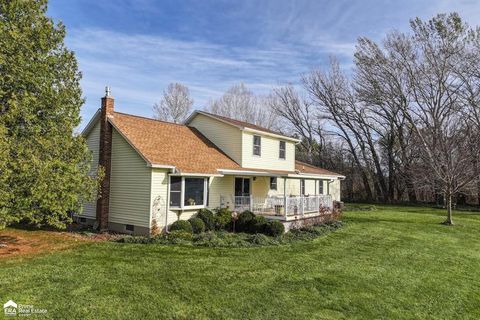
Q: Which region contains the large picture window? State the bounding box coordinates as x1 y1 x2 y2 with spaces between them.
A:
184 178 205 206
169 176 207 208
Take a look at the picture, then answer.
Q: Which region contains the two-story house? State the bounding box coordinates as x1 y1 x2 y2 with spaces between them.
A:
79 90 345 235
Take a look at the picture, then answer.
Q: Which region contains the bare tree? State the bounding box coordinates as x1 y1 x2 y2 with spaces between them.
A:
269 85 325 163
153 83 193 123
207 83 279 130
380 13 480 224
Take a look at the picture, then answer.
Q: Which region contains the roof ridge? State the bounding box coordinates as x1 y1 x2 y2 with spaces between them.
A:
114 111 188 127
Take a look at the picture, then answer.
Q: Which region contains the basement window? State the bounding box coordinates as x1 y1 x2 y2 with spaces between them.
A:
79 217 87 223
125 224 134 232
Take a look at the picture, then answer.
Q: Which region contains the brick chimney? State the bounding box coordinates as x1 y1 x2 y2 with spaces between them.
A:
96 87 114 231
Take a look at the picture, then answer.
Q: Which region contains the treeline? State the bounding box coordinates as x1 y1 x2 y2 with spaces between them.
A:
154 13 480 220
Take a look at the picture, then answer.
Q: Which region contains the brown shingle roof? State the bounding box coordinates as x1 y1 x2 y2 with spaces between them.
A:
295 161 344 177
195 111 288 136
109 112 242 174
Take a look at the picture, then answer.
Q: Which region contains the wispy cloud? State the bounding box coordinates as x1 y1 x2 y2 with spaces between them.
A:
70 28 354 128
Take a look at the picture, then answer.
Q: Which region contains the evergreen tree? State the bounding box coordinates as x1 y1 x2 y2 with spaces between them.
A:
0 0 99 229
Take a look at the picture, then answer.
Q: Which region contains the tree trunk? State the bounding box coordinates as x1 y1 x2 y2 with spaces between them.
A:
444 193 454 225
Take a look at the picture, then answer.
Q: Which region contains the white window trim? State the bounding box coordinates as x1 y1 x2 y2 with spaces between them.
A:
253 135 261 157
169 176 208 210
279 140 286 160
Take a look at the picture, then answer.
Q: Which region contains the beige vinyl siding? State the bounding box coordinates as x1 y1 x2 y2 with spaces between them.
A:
328 179 341 201
151 169 209 228
241 132 295 171
81 120 100 218
208 175 234 209
109 129 151 228
189 114 242 164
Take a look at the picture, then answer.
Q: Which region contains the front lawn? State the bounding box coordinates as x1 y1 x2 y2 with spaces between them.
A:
1 205 479 319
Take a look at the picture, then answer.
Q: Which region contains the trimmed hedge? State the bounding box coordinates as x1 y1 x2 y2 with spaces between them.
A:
214 208 232 231
264 220 285 237
169 220 193 233
252 215 268 234
236 210 256 233
188 217 205 234
196 209 216 231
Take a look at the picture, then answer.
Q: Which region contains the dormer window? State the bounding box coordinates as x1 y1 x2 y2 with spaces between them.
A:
253 135 261 156
279 141 286 159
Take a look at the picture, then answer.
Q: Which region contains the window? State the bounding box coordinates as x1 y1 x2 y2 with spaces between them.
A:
300 179 305 196
184 178 205 206
253 135 261 156
79 217 86 223
125 224 134 232
270 177 277 190
169 176 207 208
170 176 182 207
279 141 286 159
319 180 324 195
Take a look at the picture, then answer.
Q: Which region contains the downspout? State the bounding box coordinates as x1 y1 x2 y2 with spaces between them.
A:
165 172 171 233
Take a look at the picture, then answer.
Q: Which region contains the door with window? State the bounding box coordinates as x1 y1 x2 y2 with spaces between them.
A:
234 177 251 210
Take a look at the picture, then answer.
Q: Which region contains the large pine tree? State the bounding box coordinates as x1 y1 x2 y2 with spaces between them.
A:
0 0 99 229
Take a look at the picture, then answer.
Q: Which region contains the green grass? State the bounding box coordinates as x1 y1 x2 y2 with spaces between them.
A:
1 205 480 319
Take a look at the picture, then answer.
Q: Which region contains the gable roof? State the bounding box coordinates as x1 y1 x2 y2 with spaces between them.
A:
109 112 242 174
185 110 300 142
295 161 344 178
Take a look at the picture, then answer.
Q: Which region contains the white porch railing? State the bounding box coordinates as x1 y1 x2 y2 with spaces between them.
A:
220 194 333 218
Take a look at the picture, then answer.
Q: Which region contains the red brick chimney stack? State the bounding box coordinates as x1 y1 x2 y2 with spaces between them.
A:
96 87 114 231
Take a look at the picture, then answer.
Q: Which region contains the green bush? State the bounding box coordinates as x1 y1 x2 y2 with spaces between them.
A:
118 235 150 244
237 210 256 233
169 220 193 233
214 208 232 231
264 220 285 237
196 208 216 230
252 215 268 234
188 217 205 234
193 231 252 248
247 233 279 246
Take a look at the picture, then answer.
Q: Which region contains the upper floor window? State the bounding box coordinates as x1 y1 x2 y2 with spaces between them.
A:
253 135 261 156
270 177 277 190
279 141 286 159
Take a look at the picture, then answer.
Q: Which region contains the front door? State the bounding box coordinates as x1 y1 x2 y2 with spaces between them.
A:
234 177 251 210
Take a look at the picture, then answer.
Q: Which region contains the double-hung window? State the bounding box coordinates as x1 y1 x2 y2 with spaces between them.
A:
300 179 305 196
318 180 324 195
169 176 207 208
253 135 261 156
279 141 286 159
270 177 277 190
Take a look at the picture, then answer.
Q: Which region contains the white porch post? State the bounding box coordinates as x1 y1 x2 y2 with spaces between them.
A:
284 177 287 218
249 194 253 211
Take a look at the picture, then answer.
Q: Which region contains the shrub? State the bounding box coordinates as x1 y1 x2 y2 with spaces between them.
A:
247 233 279 246
118 235 150 244
169 220 193 233
196 208 216 231
236 210 256 233
264 220 285 237
188 217 205 234
252 216 268 234
214 208 232 231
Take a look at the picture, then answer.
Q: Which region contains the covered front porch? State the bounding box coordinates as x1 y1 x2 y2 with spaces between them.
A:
220 194 333 221
215 172 339 221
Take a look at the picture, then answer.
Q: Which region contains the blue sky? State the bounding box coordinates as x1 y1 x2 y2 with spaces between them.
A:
47 0 480 130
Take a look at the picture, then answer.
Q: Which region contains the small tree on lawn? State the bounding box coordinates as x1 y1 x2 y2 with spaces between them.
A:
0 0 99 229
